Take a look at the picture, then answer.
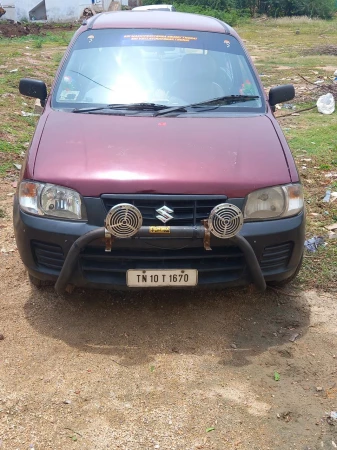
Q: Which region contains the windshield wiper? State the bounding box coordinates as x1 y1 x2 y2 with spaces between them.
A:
154 95 260 117
72 103 172 113
72 95 259 114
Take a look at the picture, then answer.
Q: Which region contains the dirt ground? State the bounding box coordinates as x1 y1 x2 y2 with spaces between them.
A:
0 178 337 450
0 21 75 38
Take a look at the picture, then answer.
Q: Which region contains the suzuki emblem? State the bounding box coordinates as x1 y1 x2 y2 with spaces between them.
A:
156 205 174 224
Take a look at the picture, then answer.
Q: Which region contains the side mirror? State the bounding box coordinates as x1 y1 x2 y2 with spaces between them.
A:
19 78 47 107
269 84 295 111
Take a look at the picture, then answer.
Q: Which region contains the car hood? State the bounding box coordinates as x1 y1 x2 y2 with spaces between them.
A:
33 111 291 197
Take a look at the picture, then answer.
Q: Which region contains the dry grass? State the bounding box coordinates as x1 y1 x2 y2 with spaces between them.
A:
269 15 322 24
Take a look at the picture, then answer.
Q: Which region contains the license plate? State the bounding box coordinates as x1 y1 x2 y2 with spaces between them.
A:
127 269 198 287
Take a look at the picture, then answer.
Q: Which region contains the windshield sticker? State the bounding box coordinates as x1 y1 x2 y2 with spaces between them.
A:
59 90 80 101
224 40 231 48
123 34 197 43
87 34 95 43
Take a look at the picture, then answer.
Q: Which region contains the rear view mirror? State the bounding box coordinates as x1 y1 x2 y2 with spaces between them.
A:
19 78 47 107
269 84 295 110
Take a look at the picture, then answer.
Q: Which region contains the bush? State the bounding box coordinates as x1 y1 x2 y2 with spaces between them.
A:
142 0 250 25
142 0 336 19
174 4 249 25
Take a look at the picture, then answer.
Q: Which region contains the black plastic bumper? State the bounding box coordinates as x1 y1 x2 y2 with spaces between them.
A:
13 196 305 293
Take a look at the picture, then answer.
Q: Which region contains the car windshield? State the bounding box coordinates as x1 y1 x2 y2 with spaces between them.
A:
52 29 264 113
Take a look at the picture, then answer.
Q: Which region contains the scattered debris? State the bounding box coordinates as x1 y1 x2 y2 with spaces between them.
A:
230 343 237 349
63 399 71 404
283 103 296 110
316 387 323 392
206 427 215 433
274 371 280 381
34 99 43 114
277 104 316 118
13 164 22 170
277 411 292 422
21 111 39 117
330 411 337 420
82 7 96 18
304 236 326 252
325 223 337 239
317 93 335 115
9 68 18 73
64 427 83 437
289 333 299 342
325 223 337 232
323 190 331 203
1 93 15 99
0 334 4 341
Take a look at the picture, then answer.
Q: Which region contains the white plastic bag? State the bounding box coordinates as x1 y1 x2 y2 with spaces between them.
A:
317 93 335 115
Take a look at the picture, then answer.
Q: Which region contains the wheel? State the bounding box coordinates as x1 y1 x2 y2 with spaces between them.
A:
267 254 303 287
28 273 54 288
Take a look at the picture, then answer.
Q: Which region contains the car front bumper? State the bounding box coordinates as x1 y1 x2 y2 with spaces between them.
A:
14 196 305 293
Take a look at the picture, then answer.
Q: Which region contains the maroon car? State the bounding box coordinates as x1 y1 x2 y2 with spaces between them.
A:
15 11 305 293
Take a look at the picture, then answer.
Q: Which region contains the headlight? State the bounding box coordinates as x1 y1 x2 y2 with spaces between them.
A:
19 181 87 220
244 184 303 221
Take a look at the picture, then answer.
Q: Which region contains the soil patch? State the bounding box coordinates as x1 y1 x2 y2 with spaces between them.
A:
0 21 75 38
303 44 337 56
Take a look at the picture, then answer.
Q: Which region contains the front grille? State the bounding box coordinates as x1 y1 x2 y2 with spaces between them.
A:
260 242 293 272
32 241 64 272
101 195 227 226
80 245 245 285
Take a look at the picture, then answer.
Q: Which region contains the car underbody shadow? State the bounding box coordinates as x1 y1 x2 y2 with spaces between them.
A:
24 284 310 367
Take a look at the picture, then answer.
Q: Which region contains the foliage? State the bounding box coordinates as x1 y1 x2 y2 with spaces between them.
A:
143 0 336 18
174 3 249 25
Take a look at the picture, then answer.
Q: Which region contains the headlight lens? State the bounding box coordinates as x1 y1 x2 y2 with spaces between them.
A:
244 184 303 220
19 181 87 220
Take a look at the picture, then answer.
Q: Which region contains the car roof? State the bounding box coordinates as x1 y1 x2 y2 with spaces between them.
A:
84 11 235 35
132 4 173 10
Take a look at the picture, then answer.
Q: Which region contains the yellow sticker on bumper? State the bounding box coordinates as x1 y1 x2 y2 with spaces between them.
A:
149 226 170 234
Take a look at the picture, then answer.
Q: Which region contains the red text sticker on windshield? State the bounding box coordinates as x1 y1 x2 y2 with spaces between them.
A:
124 34 197 43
